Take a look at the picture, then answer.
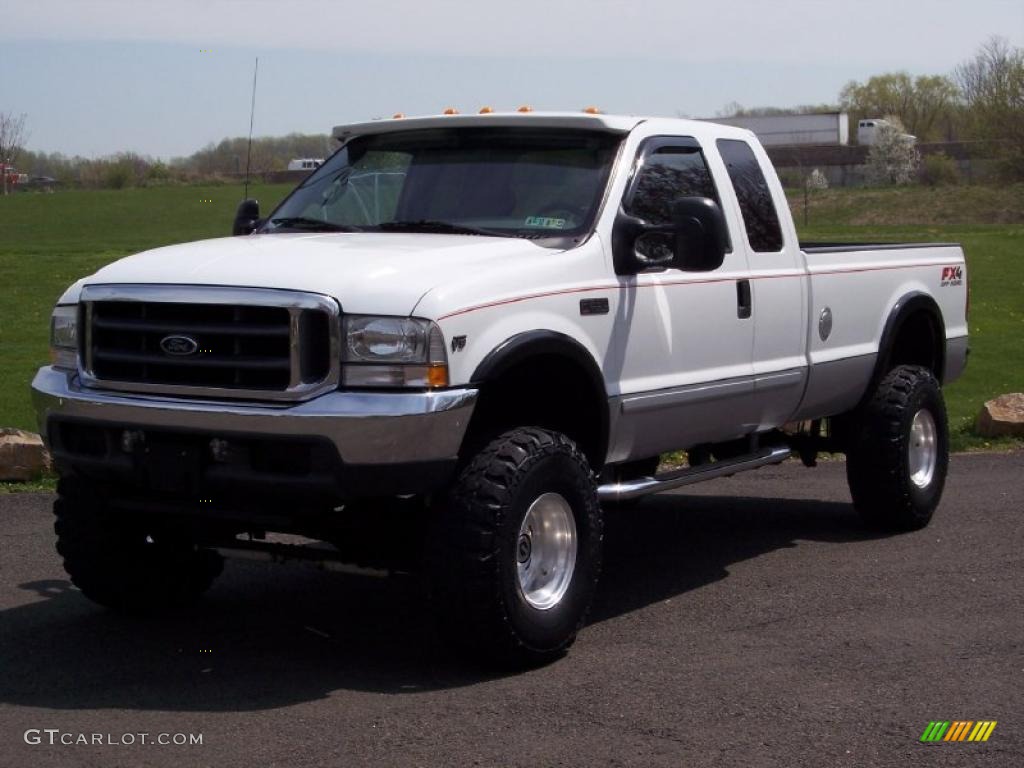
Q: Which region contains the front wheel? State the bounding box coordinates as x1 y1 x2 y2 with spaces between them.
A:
429 427 603 666
54 478 223 612
846 365 949 531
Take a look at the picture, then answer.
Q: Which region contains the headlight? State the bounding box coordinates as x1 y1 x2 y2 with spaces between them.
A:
49 305 79 371
342 315 448 388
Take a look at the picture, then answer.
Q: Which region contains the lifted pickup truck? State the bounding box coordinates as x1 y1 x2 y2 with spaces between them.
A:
32 112 968 664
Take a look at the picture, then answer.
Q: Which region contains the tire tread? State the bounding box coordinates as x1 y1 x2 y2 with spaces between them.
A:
53 477 222 612
846 365 949 530
431 427 602 664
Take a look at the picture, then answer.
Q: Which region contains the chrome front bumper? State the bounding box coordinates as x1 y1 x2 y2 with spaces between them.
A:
31 366 477 466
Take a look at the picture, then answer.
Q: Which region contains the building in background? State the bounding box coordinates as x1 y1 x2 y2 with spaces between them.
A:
702 112 849 147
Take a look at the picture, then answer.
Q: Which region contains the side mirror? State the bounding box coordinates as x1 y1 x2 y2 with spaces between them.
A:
672 197 729 272
611 196 729 275
232 198 261 236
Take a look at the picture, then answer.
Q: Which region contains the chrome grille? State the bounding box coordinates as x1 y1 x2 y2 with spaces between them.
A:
79 285 340 401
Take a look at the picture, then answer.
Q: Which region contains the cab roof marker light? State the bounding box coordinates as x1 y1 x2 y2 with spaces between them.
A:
517 105 534 113
479 106 495 114
392 112 405 119
443 107 460 115
583 106 601 114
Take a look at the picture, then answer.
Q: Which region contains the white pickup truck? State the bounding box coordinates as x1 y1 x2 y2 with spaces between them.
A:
33 112 969 664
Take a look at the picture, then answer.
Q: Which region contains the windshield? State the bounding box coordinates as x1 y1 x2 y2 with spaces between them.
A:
262 127 622 239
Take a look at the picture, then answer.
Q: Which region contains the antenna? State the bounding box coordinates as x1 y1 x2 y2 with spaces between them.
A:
243 57 259 199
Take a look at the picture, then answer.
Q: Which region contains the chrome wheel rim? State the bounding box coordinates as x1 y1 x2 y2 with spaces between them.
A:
908 409 938 489
516 492 578 611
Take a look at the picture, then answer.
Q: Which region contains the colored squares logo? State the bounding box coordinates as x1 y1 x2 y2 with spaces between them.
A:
920 721 997 743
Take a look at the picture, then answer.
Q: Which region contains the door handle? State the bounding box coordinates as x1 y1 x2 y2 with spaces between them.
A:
736 279 752 319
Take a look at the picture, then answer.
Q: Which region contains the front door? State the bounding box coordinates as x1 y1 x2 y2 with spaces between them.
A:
605 137 757 463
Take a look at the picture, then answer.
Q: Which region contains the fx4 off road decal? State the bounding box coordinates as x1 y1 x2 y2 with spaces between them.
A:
940 265 964 287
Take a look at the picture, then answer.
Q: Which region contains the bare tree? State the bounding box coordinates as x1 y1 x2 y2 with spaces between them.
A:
955 36 1024 174
802 168 829 226
0 112 29 195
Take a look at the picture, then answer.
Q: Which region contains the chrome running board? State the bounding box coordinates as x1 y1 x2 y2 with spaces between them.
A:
597 445 792 503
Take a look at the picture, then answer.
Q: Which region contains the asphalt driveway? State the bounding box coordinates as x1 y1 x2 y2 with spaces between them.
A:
1 453 1021 767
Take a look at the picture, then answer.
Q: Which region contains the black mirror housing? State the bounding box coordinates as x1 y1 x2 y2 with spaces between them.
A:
612 196 729 275
233 198 261 236
611 211 668 274
671 197 729 272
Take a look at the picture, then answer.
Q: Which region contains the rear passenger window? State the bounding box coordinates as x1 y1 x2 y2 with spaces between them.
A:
626 143 720 227
716 139 783 252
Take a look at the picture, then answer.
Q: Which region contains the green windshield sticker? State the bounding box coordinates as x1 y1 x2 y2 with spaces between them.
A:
524 216 567 229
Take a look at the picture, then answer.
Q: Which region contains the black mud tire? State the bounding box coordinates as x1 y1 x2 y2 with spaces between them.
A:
54 478 223 612
846 365 949 531
429 427 603 667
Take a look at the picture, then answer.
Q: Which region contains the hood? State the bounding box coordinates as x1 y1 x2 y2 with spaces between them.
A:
77 233 561 316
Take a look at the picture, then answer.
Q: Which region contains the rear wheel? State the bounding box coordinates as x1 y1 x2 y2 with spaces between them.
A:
429 427 603 666
54 478 223 612
846 365 949 531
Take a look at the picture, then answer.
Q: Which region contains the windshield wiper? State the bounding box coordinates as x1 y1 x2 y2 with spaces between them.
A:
374 220 507 237
269 217 362 232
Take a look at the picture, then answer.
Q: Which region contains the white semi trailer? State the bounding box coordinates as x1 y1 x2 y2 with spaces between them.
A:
704 112 849 147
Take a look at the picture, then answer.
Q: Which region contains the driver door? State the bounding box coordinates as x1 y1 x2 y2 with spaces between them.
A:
606 137 757 462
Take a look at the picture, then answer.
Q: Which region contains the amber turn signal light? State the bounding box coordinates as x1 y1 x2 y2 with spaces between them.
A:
427 364 449 388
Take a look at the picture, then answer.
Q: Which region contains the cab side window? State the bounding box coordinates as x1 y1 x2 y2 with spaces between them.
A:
626 142 720 226
716 139 783 252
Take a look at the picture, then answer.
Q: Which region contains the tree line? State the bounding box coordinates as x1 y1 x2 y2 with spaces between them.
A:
3 37 1022 191
721 37 1023 179
7 133 335 191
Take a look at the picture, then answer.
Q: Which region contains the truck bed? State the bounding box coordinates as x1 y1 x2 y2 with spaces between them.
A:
789 241 969 422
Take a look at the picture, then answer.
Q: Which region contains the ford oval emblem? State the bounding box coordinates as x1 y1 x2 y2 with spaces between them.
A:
160 334 200 356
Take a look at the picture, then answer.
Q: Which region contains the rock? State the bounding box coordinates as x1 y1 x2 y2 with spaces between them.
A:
975 393 1024 438
0 428 52 481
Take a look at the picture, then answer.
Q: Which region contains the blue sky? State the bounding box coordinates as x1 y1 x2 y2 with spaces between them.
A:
2 0 1022 159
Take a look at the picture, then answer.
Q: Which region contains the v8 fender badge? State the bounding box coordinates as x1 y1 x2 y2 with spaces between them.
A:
451 335 467 353
940 265 964 287
160 334 200 356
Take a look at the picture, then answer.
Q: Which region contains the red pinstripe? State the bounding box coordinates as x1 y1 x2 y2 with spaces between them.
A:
436 260 959 321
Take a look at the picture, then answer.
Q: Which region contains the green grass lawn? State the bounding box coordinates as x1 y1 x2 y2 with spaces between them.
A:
0 183 294 438
0 183 1020 469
